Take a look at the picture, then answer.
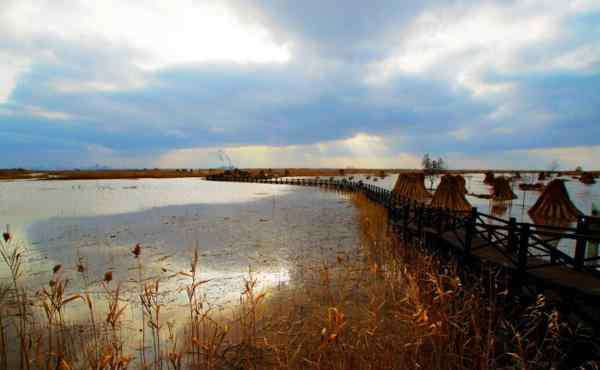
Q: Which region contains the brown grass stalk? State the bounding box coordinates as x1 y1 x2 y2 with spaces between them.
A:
0 192 598 369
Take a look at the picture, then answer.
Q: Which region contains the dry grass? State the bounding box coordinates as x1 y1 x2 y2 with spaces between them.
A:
0 194 598 369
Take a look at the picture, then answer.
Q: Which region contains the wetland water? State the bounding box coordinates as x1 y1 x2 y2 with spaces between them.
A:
0 178 360 312
1 173 598 312
0 173 598 364
2 173 598 295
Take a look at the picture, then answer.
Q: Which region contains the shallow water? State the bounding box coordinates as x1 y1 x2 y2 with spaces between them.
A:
0 178 360 307
1 174 598 366
1 174 598 305
0 178 365 366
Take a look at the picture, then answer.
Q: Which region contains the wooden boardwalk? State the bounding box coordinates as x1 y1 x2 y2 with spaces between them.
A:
207 175 600 302
440 229 600 296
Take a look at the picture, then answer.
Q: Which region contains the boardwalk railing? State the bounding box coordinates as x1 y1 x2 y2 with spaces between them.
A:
206 175 600 295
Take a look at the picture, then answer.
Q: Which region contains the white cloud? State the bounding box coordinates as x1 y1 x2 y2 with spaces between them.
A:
49 79 146 93
365 1 597 94
449 127 473 141
549 45 600 72
368 4 556 80
157 140 600 171
156 133 420 168
0 52 30 103
519 145 600 170
25 105 73 120
447 145 600 170
0 104 74 121
0 0 292 97
2 0 291 70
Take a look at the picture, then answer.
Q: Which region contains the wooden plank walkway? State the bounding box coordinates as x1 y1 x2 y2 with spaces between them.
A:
441 230 600 296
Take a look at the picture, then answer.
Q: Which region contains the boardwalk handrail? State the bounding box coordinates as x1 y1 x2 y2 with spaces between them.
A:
206 175 600 292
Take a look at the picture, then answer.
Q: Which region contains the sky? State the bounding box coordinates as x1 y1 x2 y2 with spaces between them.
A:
1 0 599 170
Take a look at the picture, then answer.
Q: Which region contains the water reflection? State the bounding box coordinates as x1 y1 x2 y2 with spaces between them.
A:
490 202 509 217
0 179 359 310
2 174 599 306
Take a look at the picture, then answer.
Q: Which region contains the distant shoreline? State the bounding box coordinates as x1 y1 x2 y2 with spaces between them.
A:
0 168 597 181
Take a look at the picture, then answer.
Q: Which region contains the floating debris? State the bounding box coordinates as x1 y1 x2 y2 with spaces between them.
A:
132 243 141 258
492 177 517 201
104 271 113 282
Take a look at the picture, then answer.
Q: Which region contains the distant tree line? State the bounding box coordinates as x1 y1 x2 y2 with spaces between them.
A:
422 153 447 188
422 153 446 172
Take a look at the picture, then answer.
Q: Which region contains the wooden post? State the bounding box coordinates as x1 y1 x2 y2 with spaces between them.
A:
518 223 530 277
444 207 451 234
403 203 410 240
464 207 477 257
417 204 424 237
507 217 517 253
574 217 588 270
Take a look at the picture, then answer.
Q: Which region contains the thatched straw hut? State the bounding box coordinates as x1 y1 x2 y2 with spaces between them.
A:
430 175 472 212
492 177 517 201
528 179 582 222
392 173 431 202
483 171 495 185
580 172 596 185
456 175 467 194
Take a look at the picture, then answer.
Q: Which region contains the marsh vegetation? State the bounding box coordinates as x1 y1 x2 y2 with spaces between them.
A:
1 188 598 369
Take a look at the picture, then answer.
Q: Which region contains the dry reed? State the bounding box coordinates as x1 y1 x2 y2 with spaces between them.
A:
0 197 598 369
